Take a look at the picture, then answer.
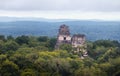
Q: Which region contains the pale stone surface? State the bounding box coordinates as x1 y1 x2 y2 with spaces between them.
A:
55 24 71 49
55 24 88 58
71 34 86 48
58 35 71 41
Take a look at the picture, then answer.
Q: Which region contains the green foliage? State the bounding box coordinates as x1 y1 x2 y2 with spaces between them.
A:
93 40 112 47
21 69 36 76
0 35 120 76
75 66 106 76
0 60 19 76
15 35 30 45
0 40 4 53
0 35 5 41
47 37 57 51
0 54 7 63
4 40 19 51
60 44 72 52
37 36 48 42
7 35 14 40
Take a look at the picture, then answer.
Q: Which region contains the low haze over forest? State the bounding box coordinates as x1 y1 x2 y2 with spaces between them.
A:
0 19 120 42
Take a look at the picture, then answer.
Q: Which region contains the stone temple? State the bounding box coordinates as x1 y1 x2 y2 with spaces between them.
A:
55 24 71 49
55 24 88 58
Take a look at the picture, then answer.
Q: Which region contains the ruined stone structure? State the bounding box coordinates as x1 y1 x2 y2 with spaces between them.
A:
72 34 88 58
71 34 86 48
55 24 88 58
55 24 71 49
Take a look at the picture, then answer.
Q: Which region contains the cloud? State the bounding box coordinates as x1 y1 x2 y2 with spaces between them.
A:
0 10 120 21
0 0 120 12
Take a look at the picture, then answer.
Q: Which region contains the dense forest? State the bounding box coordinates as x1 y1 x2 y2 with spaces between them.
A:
0 35 120 76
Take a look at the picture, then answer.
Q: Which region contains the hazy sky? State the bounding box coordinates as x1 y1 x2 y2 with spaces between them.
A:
0 0 120 20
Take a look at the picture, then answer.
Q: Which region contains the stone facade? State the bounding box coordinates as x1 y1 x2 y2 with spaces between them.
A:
55 24 71 49
72 34 88 58
71 34 86 48
55 24 88 58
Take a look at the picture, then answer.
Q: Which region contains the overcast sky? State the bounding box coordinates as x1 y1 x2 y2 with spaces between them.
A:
0 0 120 20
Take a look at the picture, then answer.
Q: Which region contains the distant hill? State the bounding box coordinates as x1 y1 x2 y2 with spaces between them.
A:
0 17 120 41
